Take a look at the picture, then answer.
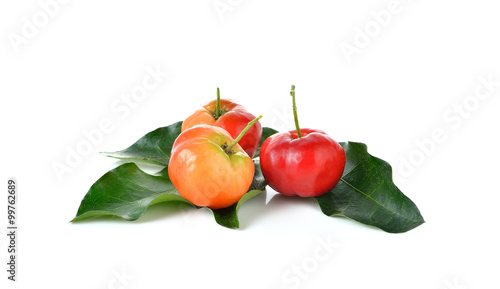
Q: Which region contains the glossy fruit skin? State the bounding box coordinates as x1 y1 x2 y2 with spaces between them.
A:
168 125 255 209
259 128 346 197
182 99 262 158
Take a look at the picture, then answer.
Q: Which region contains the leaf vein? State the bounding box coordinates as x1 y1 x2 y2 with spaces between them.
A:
340 162 361 180
370 181 384 196
96 189 178 213
340 178 421 224
155 143 170 157
94 174 178 211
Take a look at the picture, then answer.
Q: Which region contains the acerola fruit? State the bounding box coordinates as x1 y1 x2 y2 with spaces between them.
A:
169 115 262 209
259 85 345 197
181 88 262 158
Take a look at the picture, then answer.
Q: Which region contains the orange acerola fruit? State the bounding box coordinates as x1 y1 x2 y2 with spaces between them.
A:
168 125 255 209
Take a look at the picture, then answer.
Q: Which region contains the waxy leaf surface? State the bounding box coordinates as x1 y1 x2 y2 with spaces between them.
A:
316 142 424 233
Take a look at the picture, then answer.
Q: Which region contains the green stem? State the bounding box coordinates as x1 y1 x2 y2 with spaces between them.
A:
226 115 263 152
291 85 302 138
215 87 221 120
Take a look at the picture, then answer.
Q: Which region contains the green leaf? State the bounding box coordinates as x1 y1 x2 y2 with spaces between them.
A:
210 190 265 229
248 158 267 191
71 163 192 222
254 127 279 157
72 158 267 228
101 121 183 166
315 142 424 233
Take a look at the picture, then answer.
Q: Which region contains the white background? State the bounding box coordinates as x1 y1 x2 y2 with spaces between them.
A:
1 1 500 288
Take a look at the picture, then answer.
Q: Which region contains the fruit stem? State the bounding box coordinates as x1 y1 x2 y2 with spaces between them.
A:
226 115 263 152
291 85 302 138
215 87 221 120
